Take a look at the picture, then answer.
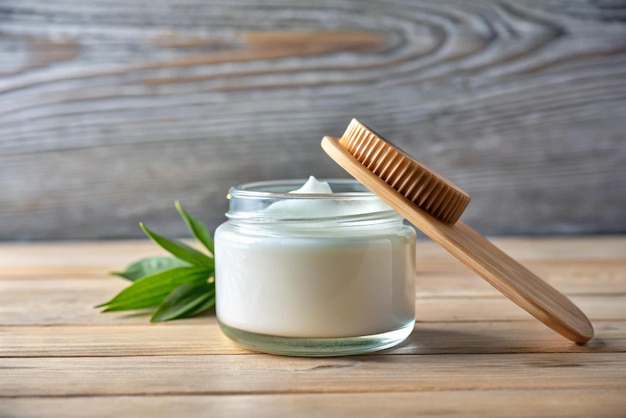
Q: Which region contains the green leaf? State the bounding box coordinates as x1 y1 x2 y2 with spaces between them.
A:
140 222 214 269
180 293 216 318
98 266 211 311
175 201 214 254
111 256 189 281
151 281 215 322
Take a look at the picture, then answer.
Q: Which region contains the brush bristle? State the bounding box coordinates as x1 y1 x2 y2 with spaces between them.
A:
339 119 470 224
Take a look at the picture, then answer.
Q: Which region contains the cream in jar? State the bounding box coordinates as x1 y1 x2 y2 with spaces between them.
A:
215 177 416 356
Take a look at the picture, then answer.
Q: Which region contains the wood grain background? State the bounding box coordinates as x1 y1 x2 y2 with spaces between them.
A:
1 0 625 240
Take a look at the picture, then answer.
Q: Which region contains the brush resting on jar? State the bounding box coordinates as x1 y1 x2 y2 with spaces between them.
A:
321 118 594 344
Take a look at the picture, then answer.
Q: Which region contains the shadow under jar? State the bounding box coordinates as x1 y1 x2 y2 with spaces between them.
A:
215 179 416 356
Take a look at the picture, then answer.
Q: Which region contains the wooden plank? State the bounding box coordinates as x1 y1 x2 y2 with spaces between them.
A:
2 259 624 296
2 238 624 275
1 353 625 397
0 275 623 325
0 1 625 240
1 238 625 297
415 260 626 297
1 320 624 358
2 390 625 418
414 296 626 323
1 238 624 267
454 237 626 261
0 278 143 325
2 240 625 299
0 240 170 278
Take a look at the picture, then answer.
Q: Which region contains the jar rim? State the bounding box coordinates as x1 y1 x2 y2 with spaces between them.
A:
229 178 377 199
226 178 399 223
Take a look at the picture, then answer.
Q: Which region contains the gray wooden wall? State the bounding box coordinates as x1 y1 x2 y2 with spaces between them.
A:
1 0 625 240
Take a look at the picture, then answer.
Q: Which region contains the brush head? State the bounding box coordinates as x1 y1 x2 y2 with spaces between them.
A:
339 119 470 224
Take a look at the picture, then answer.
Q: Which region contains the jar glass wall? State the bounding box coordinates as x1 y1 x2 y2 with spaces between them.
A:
215 179 416 356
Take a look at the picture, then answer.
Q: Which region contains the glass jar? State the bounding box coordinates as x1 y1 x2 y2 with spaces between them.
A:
215 179 416 356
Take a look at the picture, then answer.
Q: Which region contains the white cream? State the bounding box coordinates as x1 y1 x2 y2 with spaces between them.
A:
264 176 391 219
215 178 416 350
289 176 332 194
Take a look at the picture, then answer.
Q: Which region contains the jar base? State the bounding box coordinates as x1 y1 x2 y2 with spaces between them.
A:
218 321 414 357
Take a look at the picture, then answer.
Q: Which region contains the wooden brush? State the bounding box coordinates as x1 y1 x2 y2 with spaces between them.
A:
322 118 594 344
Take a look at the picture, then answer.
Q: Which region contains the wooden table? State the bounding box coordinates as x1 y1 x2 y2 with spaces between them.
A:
1 237 625 417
